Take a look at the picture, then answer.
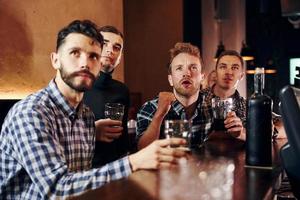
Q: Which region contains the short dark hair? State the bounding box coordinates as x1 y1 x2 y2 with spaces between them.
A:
98 25 124 39
56 20 103 51
168 42 203 73
215 50 244 69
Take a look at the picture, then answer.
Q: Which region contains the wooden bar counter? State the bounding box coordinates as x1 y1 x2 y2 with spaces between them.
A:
70 137 287 200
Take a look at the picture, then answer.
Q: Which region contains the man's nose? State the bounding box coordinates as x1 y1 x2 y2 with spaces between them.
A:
183 68 192 77
105 44 113 54
225 67 233 74
79 54 89 69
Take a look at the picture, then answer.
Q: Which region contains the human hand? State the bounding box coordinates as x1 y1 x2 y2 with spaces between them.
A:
224 111 244 138
95 119 123 142
128 138 188 171
155 92 176 118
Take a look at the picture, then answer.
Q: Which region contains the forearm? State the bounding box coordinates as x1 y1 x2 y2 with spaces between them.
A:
39 157 132 199
137 114 164 150
235 127 246 141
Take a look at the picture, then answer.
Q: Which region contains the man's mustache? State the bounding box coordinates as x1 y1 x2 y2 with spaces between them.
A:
72 70 96 81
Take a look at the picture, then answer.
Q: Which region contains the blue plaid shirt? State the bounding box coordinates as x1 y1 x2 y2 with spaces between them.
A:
136 93 213 146
0 80 131 199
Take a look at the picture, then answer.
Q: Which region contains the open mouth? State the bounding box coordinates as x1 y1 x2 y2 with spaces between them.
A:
181 79 193 88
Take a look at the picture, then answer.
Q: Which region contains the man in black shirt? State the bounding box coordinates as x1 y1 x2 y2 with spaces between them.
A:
84 26 130 167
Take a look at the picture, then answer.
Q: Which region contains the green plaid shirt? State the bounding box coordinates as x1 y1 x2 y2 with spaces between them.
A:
199 86 247 127
136 93 213 147
136 88 246 147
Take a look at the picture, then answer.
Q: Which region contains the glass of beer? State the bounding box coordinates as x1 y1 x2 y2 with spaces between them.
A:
104 103 124 121
211 98 233 131
164 120 191 151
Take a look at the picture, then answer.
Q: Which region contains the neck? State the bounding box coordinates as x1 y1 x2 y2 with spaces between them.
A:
174 91 199 107
174 91 199 120
54 75 83 108
101 65 115 74
101 69 113 75
213 84 236 98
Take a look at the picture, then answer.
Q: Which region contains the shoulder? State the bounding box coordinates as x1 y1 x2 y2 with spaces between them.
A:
13 89 52 114
137 97 159 119
17 91 55 121
111 79 129 91
136 97 159 135
109 79 130 99
2 89 56 135
234 91 246 105
139 97 159 111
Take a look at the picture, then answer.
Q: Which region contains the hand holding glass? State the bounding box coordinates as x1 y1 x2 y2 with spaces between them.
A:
211 98 233 131
104 103 124 121
164 120 191 151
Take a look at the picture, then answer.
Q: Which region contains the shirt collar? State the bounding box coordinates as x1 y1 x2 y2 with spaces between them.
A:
46 79 84 120
210 85 241 99
171 92 202 117
171 100 184 114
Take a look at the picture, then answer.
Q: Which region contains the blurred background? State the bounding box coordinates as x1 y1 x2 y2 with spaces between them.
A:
0 0 299 122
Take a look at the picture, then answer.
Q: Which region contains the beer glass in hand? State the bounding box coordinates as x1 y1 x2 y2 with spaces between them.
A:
164 120 191 151
211 98 233 131
104 103 124 121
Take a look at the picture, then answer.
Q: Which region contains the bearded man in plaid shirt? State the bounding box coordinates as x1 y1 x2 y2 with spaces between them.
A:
0 20 187 199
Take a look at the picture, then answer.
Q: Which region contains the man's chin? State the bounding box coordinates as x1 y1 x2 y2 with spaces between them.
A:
101 64 114 73
73 84 92 92
176 88 199 97
220 84 233 90
69 80 94 92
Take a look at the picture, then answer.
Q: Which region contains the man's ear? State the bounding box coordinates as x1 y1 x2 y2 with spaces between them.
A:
201 73 205 81
115 51 122 68
50 52 60 70
239 71 245 81
168 74 173 87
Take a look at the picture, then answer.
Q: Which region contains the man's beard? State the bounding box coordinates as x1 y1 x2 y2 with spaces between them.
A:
59 66 96 92
173 84 200 97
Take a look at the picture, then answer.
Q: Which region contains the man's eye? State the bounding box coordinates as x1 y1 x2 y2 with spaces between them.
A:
232 66 239 70
176 66 182 71
90 53 100 60
191 65 199 71
218 65 226 69
113 45 121 52
70 50 80 56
